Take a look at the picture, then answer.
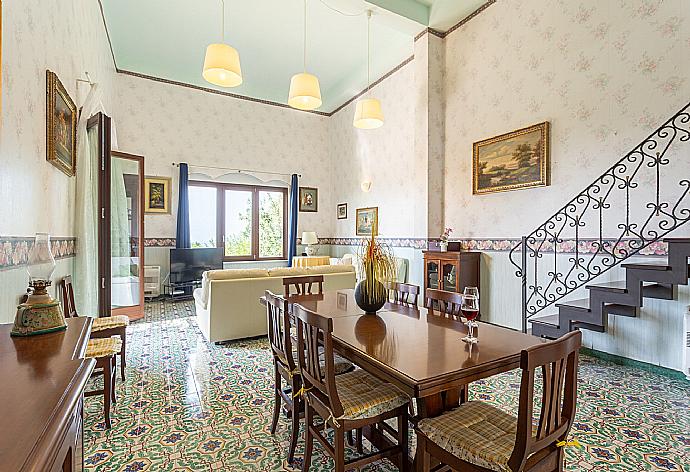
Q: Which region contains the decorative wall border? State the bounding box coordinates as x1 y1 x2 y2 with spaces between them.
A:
143 237 670 256
0 237 77 271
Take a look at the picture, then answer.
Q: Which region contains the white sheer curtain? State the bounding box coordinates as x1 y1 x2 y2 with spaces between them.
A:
74 84 102 316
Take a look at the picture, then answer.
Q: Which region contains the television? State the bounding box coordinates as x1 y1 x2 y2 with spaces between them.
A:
169 248 223 284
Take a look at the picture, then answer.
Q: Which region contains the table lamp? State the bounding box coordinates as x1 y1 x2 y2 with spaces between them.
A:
11 233 67 336
301 231 319 256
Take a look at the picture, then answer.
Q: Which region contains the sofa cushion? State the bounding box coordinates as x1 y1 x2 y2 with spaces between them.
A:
267 267 310 277
205 268 269 281
307 265 355 275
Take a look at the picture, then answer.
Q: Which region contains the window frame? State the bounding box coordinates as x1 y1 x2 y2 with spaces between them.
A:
189 180 288 262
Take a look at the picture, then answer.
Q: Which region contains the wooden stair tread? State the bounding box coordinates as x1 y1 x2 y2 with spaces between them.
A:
528 314 559 327
572 320 606 332
555 298 590 311
662 237 690 243
622 262 671 271
585 280 628 293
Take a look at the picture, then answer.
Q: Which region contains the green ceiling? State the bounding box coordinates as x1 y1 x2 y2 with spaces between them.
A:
101 0 486 112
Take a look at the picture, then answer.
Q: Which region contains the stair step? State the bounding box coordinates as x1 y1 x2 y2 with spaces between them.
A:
529 313 559 328
556 298 591 311
662 237 690 243
572 320 606 332
642 282 675 300
586 280 628 293
622 262 671 271
606 304 637 317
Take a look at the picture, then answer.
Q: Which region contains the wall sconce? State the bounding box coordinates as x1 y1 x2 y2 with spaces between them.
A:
361 181 372 192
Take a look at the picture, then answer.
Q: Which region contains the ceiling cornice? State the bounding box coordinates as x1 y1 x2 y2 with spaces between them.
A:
98 0 496 118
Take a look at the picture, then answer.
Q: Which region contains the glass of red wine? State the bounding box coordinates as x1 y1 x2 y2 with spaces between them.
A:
461 294 479 344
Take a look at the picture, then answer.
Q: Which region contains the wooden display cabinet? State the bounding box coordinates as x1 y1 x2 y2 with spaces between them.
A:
423 251 481 294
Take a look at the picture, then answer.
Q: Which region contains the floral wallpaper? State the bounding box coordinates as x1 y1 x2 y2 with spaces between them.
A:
0 0 115 238
112 74 334 240
443 0 690 239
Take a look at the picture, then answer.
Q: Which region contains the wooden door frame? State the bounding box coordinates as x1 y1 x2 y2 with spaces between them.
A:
111 151 145 320
88 113 111 318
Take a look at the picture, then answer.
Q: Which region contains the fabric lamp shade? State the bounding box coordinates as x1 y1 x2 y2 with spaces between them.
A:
203 43 243 87
353 98 384 129
301 231 318 245
288 73 322 110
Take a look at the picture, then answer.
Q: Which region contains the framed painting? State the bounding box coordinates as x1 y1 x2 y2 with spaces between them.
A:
356 207 378 236
472 122 550 195
337 203 348 219
46 70 77 176
144 177 171 214
299 187 318 212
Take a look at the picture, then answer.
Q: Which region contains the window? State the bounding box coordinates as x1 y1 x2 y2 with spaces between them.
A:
189 182 287 261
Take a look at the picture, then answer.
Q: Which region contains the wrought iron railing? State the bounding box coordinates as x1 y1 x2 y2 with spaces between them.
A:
509 101 690 332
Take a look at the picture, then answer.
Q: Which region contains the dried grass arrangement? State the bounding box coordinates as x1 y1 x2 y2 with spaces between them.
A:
355 235 396 314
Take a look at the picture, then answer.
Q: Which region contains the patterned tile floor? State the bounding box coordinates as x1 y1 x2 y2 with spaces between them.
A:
84 300 690 471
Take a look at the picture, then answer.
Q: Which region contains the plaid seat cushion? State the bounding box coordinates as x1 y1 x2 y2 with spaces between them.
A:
335 369 409 421
291 347 354 375
418 401 518 472
92 315 129 332
86 337 123 359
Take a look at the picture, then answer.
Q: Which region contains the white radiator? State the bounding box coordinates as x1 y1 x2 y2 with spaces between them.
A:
683 306 690 379
144 265 161 298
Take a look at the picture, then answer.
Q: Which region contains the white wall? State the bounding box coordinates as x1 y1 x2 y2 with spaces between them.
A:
113 73 334 241
0 0 115 323
443 0 690 239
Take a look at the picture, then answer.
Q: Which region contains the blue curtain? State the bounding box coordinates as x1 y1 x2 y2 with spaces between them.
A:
287 174 299 266
176 163 191 249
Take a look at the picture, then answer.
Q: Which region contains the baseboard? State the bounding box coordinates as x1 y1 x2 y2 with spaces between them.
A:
580 347 688 381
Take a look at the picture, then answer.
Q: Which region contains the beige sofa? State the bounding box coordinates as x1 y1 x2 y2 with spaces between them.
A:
193 264 356 343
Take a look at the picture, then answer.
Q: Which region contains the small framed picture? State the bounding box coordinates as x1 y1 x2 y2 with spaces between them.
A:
46 70 77 176
356 207 378 236
337 203 348 219
144 177 172 214
299 187 318 212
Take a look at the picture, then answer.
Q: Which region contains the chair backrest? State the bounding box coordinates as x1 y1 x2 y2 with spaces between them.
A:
59 275 78 318
424 288 463 318
283 275 324 297
508 330 582 471
293 303 345 418
265 290 296 372
388 282 420 306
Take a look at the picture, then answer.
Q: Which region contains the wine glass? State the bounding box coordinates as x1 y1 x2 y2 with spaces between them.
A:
463 286 479 299
461 295 480 344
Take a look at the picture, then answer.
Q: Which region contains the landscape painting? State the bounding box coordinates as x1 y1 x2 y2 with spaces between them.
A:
473 122 550 195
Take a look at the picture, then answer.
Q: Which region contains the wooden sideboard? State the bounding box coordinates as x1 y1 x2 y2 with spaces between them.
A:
0 317 94 472
423 250 481 294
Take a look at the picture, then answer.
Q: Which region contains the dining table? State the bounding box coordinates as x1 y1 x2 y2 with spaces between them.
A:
259 288 546 467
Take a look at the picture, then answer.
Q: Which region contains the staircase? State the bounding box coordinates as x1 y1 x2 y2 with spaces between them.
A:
509 101 690 338
530 238 690 338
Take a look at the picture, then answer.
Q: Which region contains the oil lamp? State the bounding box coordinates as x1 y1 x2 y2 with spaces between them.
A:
11 233 67 336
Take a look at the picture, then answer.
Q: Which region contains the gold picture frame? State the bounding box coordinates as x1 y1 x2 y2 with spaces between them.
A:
356 207 378 236
472 122 550 195
144 176 172 214
46 70 77 176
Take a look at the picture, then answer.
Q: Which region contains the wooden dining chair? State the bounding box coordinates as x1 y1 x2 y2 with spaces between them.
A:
84 337 121 429
415 330 582 472
282 275 324 297
293 303 410 472
388 282 420 306
424 288 463 318
265 291 354 465
60 276 129 380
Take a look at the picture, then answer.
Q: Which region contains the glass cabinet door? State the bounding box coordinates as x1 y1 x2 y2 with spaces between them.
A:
426 260 440 290
442 263 458 292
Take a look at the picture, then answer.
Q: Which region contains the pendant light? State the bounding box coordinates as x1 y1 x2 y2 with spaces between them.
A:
354 10 384 129
288 0 322 110
203 0 243 88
